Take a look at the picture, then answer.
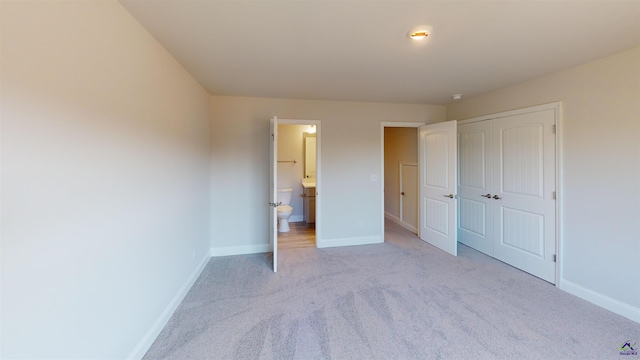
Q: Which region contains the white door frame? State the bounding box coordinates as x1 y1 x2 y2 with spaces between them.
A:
278 119 322 246
457 102 563 285
270 116 279 272
380 122 425 238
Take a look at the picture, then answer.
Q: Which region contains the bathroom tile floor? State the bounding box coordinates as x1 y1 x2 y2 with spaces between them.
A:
278 222 315 249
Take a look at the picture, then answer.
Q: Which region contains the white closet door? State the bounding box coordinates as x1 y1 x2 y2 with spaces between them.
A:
492 109 556 283
457 121 494 256
419 120 458 256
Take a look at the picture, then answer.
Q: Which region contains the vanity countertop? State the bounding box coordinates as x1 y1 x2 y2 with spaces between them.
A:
301 179 316 189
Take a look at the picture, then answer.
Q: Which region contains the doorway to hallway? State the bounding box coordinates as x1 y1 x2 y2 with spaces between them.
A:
382 126 419 234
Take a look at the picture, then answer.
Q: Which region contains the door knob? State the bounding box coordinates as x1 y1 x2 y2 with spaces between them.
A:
481 194 492 198
443 194 454 198
493 195 501 200
401 192 405 196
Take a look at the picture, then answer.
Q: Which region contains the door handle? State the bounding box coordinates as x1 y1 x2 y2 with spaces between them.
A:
401 192 405 196
443 194 455 199
493 195 501 200
481 194 492 198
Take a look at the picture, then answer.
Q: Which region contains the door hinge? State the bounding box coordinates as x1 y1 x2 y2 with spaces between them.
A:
552 125 556 134
552 191 556 199
552 254 557 262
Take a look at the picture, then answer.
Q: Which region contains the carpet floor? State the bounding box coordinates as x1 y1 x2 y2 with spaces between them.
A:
143 220 639 359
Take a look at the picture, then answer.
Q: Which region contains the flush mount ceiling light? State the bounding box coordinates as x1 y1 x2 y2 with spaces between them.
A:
408 26 432 40
452 94 462 100
409 31 429 40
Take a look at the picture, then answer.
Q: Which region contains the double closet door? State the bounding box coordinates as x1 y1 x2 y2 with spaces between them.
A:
458 107 557 283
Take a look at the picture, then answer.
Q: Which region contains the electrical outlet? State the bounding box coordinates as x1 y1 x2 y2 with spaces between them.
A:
370 174 377 182
357 219 364 228
192 250 195 260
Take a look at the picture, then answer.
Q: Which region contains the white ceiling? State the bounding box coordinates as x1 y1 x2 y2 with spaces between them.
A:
120 0 640 105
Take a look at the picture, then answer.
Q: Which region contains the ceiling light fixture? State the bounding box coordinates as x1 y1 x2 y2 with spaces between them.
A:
408 26 432 40
452 94 462 100
409 31 429 40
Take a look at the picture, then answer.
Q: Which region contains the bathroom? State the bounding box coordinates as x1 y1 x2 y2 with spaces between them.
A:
276 124 317 248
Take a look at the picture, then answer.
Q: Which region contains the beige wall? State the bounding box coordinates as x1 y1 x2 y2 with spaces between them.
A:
1 1 212 358
384 128 418 224
447 47 640 318
210 96 445 249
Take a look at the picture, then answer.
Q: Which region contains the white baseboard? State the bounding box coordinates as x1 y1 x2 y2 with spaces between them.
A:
317 235 383 248
127 250 211 360
210 244 271 257
559 279 640 323
289 215 304 223
384 211 417 234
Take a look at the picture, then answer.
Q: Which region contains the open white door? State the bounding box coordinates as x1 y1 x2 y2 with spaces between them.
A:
419 120 458 256
269 116 278 272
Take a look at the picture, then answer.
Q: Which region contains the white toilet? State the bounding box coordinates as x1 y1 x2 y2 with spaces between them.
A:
276 188 293 233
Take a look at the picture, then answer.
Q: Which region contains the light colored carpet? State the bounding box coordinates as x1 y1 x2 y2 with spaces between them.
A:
143 220 640 359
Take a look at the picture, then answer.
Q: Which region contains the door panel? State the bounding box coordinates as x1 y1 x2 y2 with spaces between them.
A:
424 133 450 189
459 198 486 236
419 120 457 256
500 124 544 197
457 121 493 255
501 207 544 257
269 116 278 272
492 110 556 283
425 198 449 235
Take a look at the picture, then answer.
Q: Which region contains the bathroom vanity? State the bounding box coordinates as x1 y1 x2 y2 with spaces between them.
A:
302 180 316 226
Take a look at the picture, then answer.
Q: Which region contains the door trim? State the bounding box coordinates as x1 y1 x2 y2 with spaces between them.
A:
270 116 278 272
458 101 563 286
380 122 426 239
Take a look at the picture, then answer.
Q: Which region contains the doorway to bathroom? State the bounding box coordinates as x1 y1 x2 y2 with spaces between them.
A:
273 119 320 255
